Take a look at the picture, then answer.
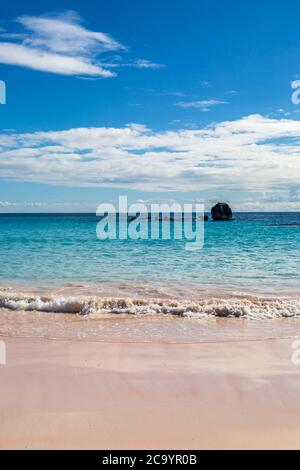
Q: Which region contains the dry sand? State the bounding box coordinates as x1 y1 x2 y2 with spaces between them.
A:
0 331 300 449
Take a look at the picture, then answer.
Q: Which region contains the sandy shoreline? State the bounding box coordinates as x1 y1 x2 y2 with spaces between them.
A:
1 331 300 450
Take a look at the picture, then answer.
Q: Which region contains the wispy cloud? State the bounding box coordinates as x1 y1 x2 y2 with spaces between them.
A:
18 11 125 55
175 99 227 111
131 59 164 69
0 201 17 207
161 91 187 97
200 81 211 87
267 108 291 118
102 57 165 70
0 115 299 209
0 11 162 77
0 42 115 77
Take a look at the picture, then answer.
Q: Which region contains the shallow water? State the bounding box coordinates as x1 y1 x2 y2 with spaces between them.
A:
1 308 300 343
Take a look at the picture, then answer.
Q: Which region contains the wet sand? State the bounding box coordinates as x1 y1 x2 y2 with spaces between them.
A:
0 329 300 449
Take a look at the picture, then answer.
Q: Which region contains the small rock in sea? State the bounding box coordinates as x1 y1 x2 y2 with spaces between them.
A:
211 202 233 221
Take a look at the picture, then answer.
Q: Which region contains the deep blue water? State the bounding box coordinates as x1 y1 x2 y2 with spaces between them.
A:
0 212 299 292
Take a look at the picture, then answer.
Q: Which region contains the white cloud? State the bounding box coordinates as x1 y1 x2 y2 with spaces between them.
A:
102 57 165 70
0 11 161 77
18 12 125 55
175 99 227 112
0 201 17 207
0 115 300 209
273 108 291 117
131 59 164 69
0 42 115 77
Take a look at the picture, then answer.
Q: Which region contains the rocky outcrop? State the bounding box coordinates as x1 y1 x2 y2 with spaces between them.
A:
211 203 233 221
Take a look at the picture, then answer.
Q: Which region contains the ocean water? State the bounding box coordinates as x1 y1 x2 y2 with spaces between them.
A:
0 212 299 289
0 212 299 320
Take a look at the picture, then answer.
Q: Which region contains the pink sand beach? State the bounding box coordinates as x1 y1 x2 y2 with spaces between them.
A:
0 309 300 450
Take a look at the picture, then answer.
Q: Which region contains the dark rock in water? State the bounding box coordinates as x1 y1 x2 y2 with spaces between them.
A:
204 215 209 221
211 202 233 221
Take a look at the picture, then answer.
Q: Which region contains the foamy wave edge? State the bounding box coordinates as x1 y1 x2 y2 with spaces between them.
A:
0 291 300 319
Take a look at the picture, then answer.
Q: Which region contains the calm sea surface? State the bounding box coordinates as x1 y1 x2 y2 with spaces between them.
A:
0 212 299 293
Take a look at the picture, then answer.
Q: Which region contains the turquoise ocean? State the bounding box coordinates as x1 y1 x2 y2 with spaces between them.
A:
0 212 299 319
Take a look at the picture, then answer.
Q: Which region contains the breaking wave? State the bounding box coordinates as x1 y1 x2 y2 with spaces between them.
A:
0 291 299 319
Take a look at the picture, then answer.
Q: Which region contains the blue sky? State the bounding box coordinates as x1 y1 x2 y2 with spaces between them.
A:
0 0 300 211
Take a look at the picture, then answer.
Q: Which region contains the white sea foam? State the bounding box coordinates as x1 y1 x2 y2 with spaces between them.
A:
0 291 299 319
